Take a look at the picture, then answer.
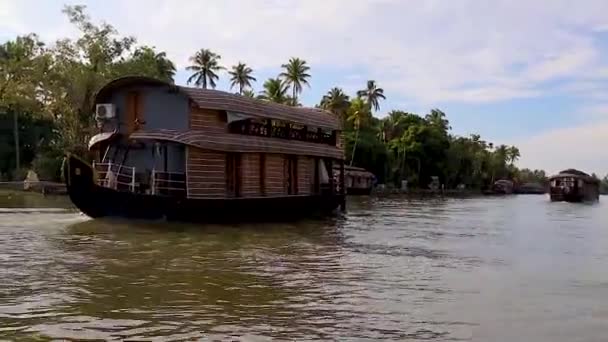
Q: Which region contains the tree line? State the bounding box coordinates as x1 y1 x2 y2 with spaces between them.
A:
1 5 605 191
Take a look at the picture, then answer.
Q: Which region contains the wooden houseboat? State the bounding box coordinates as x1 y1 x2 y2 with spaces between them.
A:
339 165 375 195
492 179 514 195
63 76 346 222
549 169 599 203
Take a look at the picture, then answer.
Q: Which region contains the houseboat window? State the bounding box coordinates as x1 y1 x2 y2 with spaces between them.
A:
226 153 241 197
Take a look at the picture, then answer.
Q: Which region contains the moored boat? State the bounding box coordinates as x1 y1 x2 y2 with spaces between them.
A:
490 179 514 195
549 169 599 203
63 76 346 222
340 165 375 195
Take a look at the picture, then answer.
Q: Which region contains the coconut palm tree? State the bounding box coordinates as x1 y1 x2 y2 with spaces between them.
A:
186 48 224 89
347 98 369 166
507 146 520 165
228 62 256 94
425 108 450 131
258 78 290 104
242 89 256 98
357 80 386 112
280 57 311 104
320 87 350 117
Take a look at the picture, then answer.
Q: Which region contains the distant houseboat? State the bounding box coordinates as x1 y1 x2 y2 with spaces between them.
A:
549 169 599 203
515 182 546 194
491 179 514 195
341 166 375 195
63 77 346 222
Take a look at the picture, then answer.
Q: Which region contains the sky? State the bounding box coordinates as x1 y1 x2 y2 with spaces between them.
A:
1 0 608 176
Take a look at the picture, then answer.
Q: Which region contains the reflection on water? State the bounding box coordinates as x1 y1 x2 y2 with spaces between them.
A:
0 195 607 341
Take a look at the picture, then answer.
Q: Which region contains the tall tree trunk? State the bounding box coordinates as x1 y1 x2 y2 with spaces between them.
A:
12 109 20 177
401 148 407 183
350 127 360 167
202 75 207 89
239 83 243 95
293 85 297 106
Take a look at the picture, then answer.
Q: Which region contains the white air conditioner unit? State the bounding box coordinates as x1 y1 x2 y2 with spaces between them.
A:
95 103 115 119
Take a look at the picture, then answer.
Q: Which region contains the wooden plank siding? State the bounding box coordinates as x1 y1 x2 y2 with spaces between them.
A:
241 153 261 197
266 154 287 196
187 147 226 198
297 156 314 195
189 106 227 134
185 104 328 199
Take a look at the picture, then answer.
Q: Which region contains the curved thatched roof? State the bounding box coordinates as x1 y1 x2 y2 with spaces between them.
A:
342 165 375 178
130 129 344 160
550 169 599 183
95 76 341 130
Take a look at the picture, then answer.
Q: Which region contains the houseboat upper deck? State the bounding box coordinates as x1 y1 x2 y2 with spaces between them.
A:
63 76 346 222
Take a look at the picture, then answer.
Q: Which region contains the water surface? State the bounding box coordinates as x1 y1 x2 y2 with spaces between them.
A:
0 194 606 341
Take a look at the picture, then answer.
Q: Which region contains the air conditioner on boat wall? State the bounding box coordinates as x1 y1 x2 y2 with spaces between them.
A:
95 104 116 120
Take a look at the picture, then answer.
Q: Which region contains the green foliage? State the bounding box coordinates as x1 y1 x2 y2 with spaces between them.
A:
0 5 180 180
320 87 350 118
336 85 536 189
0 111 55 179
258 78 291 104
116 46 176 82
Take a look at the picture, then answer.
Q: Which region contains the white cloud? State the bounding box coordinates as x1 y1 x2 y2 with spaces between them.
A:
516 120 608 176
2 0 607 106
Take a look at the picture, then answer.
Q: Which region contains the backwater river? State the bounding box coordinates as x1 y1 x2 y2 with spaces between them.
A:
0 193 606 341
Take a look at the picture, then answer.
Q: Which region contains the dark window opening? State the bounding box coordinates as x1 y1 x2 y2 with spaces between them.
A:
226 153 242 197
260 153 266 196
286 156 298 195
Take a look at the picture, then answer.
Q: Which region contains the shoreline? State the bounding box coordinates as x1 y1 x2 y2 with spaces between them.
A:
0 181 67 195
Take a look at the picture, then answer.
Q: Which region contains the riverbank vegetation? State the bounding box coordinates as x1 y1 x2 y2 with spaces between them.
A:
1 5 606 191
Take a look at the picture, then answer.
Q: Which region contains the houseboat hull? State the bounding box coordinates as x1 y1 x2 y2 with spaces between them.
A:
64 154 344 222
346 187 373 195
549 189 598 203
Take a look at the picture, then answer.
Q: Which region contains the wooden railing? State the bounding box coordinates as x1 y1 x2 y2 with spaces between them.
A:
229 120 336 146
94 162 186 197
151 170 187 197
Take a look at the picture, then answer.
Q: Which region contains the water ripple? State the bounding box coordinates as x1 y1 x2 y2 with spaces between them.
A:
0 195 607 340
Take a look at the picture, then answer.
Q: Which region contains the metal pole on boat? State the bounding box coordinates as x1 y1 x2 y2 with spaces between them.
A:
151 169 155 195
131 167 135 192
107 161 112 188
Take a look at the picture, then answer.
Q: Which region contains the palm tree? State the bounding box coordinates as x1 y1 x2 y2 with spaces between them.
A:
426 108 450 131
320 87 350 117
357 80 386 112
228 62 256 94
242 89 256 98
186 48 224 89
280 57 311 104
346 98 369 166
258 78 290 104
507 146 520 165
